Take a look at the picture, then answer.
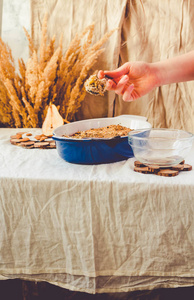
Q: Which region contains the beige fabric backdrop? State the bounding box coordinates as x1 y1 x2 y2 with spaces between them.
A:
31 0 194 132
31 0 127 120
118 0 194 132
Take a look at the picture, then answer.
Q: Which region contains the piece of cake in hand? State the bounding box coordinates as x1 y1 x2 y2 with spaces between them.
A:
84 74 107 96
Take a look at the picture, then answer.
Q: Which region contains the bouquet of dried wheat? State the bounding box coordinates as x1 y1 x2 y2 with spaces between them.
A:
0 14 116 128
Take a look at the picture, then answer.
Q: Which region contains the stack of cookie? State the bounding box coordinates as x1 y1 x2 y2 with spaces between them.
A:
10 132 56 149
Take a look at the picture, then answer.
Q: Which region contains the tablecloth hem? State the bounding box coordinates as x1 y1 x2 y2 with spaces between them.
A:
1 269 194 277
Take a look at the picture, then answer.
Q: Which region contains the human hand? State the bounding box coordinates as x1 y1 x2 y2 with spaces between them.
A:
98 62 159 101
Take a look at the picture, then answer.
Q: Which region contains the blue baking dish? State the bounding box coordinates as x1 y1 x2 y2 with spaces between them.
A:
52 115 152 164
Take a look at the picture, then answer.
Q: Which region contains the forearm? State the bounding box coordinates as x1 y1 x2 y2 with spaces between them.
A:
152 51 194 87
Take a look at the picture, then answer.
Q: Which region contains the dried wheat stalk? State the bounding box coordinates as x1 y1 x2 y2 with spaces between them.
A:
0 14 116 128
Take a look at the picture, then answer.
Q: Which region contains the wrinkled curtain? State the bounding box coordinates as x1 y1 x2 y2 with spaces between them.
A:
118 0 194 132
31 0 127 120
31 0 194 132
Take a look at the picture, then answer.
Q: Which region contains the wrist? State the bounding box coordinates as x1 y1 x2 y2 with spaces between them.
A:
150 62 165 87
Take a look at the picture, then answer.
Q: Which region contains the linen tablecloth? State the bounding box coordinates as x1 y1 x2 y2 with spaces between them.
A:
0 128 194 293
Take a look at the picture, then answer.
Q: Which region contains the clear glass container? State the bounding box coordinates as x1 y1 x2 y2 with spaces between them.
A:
128 128 194 167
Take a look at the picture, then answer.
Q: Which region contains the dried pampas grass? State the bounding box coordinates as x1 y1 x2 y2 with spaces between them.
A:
0 14 116 128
